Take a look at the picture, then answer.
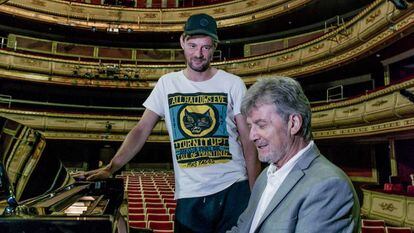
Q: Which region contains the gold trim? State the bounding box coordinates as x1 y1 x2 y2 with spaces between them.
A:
0 0 412 88
0 0 312 32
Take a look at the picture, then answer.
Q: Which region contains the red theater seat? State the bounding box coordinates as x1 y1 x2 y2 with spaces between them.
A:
148 221 174 231
129 220 147 228
146 203 165 208
128 197 143 202
129 202 144 208
407 185 414 195
129 213 146 221
168 208 175 215
128 207 145 214
384 183 394 192
145 198 163 203
392 184 404 193
386 227 412 233
147 213 171 221
163 198 176 204
143 194 161 199
146 208 167 214
165 202 176 209
362 226 386 233
160 194 174 199
362 219 385 227
128 190 142 195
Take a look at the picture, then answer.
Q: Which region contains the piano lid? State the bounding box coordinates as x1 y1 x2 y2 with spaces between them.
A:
0 117 75 205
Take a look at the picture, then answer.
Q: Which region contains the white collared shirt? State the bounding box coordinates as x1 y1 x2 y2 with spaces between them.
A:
249 141 314 233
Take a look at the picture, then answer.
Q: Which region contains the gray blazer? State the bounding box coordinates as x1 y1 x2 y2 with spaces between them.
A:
228 143 360 233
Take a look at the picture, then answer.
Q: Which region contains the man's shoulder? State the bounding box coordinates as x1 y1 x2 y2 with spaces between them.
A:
217 69 242 80
304 153 351 183
159 71 183 82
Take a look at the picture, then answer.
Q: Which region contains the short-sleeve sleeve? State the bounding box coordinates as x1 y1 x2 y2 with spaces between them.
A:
231 77 247 116
143 78 166 117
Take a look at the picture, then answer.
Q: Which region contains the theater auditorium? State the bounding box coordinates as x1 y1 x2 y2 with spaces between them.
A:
0 0 413 232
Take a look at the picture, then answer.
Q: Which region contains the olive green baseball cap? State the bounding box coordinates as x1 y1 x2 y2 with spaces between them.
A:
184 13 218 41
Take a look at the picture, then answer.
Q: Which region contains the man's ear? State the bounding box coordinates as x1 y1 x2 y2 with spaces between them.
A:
289 114 303 136
180 35 185 50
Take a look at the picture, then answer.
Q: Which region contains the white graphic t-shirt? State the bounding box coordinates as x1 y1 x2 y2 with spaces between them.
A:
143 70 248 199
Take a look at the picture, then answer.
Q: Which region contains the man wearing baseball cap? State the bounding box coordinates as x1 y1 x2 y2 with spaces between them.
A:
79 13 260 233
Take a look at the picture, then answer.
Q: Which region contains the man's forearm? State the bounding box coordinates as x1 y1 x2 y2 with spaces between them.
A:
244 146 261 189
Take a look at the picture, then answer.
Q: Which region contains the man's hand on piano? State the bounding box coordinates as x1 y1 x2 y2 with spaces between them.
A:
73 166 112 181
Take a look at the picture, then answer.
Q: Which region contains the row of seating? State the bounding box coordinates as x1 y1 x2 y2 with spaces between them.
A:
120 170 177 232
362 226 412 233
129 220 174 232
362 219 412 233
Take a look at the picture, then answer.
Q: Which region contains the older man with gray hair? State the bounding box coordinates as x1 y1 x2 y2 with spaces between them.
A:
228 77 360 233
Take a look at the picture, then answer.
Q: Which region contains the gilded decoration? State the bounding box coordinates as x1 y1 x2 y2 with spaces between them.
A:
0 0 412 89
179 12 191 18
313 113 329 119
213 8 226 14
30 0 44 7
276 54 294 62
366 9 382 24
2 77 414 140
143 13 157 19
343 108 359 114
70 6 84 14
246 0 258 7
372 99 388 107
1 0 313 31
308 43 325 53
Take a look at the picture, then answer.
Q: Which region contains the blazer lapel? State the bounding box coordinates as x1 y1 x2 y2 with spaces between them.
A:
255 144 320 230
244 170 269 230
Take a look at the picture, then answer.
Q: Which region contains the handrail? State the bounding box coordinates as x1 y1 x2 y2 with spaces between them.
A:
0 94 12 108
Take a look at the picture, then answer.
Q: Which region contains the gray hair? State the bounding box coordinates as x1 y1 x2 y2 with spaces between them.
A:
241 76 312 141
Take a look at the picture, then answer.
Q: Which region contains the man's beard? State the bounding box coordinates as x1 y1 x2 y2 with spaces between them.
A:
188 58 210 72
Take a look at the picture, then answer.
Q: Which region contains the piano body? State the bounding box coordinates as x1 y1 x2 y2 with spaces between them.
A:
0 117 126 233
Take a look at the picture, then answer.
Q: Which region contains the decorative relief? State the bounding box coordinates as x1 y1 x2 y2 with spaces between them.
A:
143 13 157 19
379 202 397 212
54 119 77 123
328 28 352 44
213 8 226 14
179 12 191 18
276 54 293 62
70 7 84 14
313 113 329 118
246 0 259 7
107 11 122 18
139 69 158 75
343 108 359 114
18 58 43 67
308 43 325 53
244 61 260 69
371 121 401 130
366 9 382 24
31 0 45 7
372 99 388 107
14 116 36 121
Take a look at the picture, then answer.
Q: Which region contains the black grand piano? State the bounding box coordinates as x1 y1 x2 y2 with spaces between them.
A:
0 117 126 233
